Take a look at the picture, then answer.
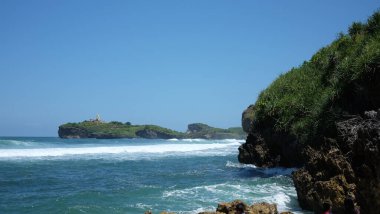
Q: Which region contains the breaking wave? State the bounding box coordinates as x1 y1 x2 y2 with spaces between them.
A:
225 161 296 176
162 181 300 213
0 142 241 160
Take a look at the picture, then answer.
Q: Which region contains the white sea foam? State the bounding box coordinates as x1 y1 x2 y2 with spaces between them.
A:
162 182 299 212
225 161 257 169
221 139 245 144
225 161 296 176
182 139 204 142
0 142 240 159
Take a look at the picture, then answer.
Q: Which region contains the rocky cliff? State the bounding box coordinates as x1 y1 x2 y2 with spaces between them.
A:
242 105 255 133
292 111 380 213
238 11 380 213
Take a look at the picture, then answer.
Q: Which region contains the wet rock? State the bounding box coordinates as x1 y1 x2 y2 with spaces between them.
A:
238 130 303 168
201 200 292 214
250 202 278 214
216 200 248 213
238 133 277 167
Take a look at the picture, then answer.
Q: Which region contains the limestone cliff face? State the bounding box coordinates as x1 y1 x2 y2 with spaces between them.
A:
58 125 89 138
292 111 380 214
242 105 255 133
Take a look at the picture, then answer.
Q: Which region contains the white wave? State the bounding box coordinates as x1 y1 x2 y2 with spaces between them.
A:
221 139 245 144
225 161 296 176
163 182 298 213
134 203 152 210
168 138 179 141
0 142 240 159
225 161 257 169
182 139 204 142
260 190 294 212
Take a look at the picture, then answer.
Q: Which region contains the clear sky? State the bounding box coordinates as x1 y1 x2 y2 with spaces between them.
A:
0 0 379 136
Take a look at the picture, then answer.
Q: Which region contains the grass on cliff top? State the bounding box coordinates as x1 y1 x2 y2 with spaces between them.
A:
253 11 380 143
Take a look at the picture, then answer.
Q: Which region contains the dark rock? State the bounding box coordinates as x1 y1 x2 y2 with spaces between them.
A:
187 123 212 133
208 200 282 214
242 105 255 133
239 110 380 213
58 125 89 138
250 202 278 214
238 129 303 168
135 128 178 139
238 133 278 167
292 112 380 213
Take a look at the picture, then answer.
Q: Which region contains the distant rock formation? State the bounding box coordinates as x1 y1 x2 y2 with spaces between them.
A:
58 121 246 140
186 123 246 139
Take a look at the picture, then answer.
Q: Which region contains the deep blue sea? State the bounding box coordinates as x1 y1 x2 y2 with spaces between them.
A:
0 137 306 213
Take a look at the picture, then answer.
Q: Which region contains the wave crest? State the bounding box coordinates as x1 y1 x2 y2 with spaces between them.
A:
0 142 240 159
162 182 298 212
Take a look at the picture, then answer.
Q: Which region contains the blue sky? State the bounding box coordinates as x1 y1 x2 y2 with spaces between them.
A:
0 0 379 136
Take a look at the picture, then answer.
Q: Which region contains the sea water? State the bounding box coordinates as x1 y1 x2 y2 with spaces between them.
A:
0 137 307 213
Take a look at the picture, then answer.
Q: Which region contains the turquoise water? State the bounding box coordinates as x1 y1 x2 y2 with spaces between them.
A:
0 137 305 213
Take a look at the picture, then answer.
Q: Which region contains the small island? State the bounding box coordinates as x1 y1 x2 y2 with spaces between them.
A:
58 115 246 139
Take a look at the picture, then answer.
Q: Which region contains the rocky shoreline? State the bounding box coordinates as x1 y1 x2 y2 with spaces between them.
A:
146 200 293 214
199 200 291 214
237 11 380 213
239 110 380 213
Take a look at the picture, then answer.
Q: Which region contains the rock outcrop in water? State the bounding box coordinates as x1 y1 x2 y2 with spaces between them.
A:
58 120 246 139
198 200 292 214
238 11 380 213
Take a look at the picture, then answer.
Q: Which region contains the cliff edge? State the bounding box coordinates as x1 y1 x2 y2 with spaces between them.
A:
238 11 380 213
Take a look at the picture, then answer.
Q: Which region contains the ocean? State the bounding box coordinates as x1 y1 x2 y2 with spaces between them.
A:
0 137 306 213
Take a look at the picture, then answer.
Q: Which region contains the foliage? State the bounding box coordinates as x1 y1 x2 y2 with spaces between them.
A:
252 11 380 143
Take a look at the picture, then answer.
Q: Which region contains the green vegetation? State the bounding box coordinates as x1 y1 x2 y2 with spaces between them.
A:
252 11 380 143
